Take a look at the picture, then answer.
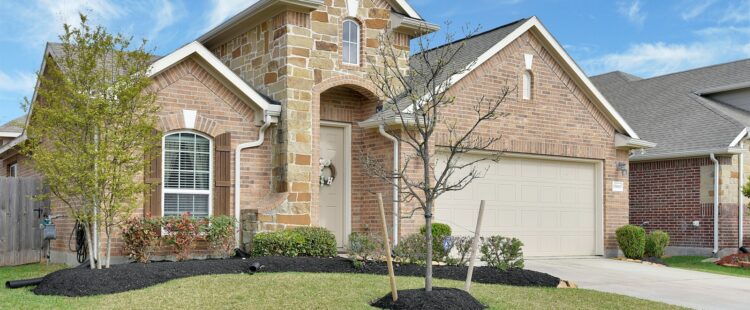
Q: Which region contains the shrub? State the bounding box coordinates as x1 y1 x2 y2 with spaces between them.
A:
121 216 161 263
420 223 452 262
480 235 524 271
446 235 475 266
644 230 670 258
290 226 337 257
347 232 383 262
394 233 426 265
203 216 237 258
162 213 203 261
616 224 646 259
252 226 337 257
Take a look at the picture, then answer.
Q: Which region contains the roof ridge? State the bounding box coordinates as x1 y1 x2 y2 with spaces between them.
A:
412 17 529 57
634 57 750 83
688 94 747 131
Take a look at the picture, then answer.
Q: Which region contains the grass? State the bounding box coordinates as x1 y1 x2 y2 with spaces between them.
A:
0 263 685 310
664 256 750 278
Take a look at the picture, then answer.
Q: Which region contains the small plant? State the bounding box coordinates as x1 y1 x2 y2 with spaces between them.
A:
203 216 237 258
162 213 203 261
446 236 474 266
252 226 337 257
616 224 646 259
394 234 427 265
420 223 452 262
121 216 161 263
644 230 670 258
347 232 383 266
480 235 524 271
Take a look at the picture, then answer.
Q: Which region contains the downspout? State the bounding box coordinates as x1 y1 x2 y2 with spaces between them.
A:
710 153 720 255
234 112 272 248
739 143 745 247
378 125 399 245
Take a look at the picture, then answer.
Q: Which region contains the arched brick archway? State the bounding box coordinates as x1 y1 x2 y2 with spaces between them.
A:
311 76 394 243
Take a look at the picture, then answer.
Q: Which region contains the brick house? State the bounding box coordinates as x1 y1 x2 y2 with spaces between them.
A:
592 62 750 256
1 0 649 264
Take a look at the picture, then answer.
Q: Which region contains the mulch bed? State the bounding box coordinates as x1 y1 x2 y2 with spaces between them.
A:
33 256 559 297
371 287 485 310
715 253 750 268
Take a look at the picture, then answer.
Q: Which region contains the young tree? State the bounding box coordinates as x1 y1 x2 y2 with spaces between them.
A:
363 26 512 291
22 14 159 269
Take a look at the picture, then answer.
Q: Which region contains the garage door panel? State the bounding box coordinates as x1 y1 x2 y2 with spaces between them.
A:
435 154 598 257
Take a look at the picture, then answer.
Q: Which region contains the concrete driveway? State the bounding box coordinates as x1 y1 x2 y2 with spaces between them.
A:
525 257 750 310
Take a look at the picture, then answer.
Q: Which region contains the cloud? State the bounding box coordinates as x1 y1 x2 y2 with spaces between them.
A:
680 0 715 20
146 0 184 41
0 71 36 93
721 0 750 23
617 0 646 26
204 0 257 32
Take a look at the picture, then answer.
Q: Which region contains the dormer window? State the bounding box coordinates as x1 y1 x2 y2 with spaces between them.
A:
342 20 360 65
522 70 533 100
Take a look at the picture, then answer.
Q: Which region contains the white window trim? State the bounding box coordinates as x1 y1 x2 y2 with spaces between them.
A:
161 131 213 218
522 70 532 100
8 163 17 177
342 19 360 66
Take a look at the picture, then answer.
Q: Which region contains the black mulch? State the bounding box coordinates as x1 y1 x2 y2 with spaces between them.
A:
371 287 485 310
33 256 559 297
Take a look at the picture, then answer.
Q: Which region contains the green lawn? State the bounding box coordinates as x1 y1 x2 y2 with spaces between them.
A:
1 264 684 310
664 256 750 278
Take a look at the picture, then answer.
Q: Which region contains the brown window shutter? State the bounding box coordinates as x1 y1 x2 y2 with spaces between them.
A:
144 128 162 218
214 132 231 216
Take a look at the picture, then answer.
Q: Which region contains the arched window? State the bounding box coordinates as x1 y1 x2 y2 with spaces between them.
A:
522 70 533 100
342 19 360 65
163 132 212 217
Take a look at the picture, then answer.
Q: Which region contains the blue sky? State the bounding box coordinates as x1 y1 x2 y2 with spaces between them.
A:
1 0 749 124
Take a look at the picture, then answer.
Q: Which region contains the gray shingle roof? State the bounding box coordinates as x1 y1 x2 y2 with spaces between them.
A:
591 59 750 160
365 18 528 122
0 114 27 133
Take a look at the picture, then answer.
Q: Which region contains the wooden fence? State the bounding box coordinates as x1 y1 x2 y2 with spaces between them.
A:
0 177 48 266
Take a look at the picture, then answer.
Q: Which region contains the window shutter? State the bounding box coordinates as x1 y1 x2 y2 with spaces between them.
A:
214 132 231 216
144 128 162 218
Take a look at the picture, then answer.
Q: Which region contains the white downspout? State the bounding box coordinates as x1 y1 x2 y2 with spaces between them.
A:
739 143 745 247
234 113 272 248
710 153 720 255
379 125 399 245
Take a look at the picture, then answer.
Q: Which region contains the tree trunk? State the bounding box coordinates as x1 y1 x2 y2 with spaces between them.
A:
425 201 433 292
105 225 112 268
84 223 95 269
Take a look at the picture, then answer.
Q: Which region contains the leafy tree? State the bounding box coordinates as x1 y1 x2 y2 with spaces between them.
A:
363 25 512 291
22 14 159 269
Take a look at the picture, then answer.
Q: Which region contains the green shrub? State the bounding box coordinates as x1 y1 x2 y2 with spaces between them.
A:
347 232 383 262
446 235 475 266
616 225 646 259
420 223 452 262
644 230 670 258
202 216 237 258
394 234 426 265
252 226 337 257
162 213 204 261
290 226 337 257
480 235 524 271
121 216 161 263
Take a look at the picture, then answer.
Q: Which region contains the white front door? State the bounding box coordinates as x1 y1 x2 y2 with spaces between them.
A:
319 125 347 247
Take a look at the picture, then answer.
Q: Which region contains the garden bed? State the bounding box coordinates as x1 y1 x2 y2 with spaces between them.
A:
33 256 559 297
371 287 485 310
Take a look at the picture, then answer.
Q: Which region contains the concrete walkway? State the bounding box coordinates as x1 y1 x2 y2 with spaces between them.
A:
525 257 750 310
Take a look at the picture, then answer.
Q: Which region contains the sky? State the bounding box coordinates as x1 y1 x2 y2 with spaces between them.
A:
1 0 749 124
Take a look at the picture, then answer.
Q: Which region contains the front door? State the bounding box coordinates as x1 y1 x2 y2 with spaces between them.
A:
319 125 347 247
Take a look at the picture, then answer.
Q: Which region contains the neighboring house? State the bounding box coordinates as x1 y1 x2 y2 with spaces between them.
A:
1 0 649 264
592 61 750 256
0 114 29 178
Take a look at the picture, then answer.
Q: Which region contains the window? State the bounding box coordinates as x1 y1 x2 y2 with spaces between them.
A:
162 132 211 218
522 70 532 100
8 163 17 177
342 20 360 65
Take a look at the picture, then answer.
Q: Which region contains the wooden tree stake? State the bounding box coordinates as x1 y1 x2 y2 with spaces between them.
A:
378 193 398 301
465 200 485 292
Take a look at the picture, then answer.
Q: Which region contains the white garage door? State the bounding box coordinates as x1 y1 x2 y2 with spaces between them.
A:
435 154 600 256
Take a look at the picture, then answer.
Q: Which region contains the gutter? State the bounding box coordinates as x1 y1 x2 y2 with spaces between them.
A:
630 147 744 162
233 112 275 248
710 153 720 255
378 125 400 245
